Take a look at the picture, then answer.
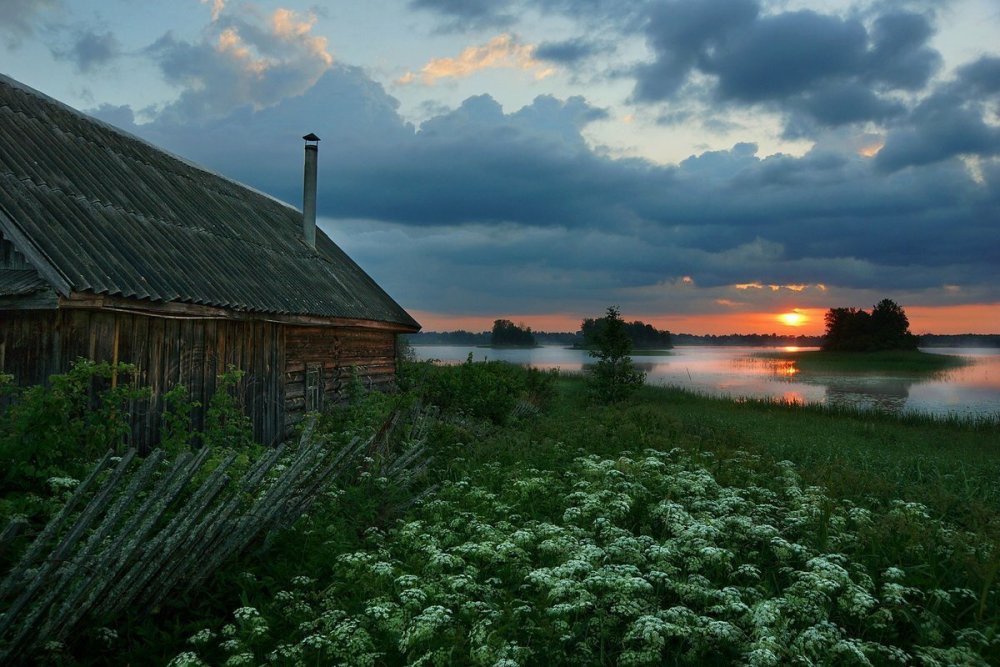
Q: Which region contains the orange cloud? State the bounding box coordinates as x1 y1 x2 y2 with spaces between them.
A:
398 34 554 85
734 282 824 293
202 0 225 21
858 141 884 158
271 8 333 66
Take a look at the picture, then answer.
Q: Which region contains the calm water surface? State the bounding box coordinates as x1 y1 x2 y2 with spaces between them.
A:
411 345 1000 419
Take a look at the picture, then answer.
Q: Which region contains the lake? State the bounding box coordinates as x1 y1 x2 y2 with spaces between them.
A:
410 345 1000 419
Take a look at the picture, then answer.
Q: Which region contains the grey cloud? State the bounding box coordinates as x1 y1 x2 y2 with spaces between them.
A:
633 0 758 101
51 29 120 72
632 1 942 133
413 0 650 32
1 0 57 47
956 55 1000 95
534 38 611 64
530 0 652 29
409 0 516 30
876 100 1000 170
876 57 1000 170
783 82 906 136
708 11 869 102
865 11 941 89
92 64 999 316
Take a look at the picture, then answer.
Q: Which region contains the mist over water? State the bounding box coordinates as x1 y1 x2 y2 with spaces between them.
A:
410 345 1000 419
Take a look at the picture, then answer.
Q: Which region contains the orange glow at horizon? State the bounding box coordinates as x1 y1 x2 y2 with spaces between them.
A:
409 303 1000 336
778 311 807 327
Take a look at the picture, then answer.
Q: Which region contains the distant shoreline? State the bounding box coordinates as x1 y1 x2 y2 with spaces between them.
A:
406 333 999 348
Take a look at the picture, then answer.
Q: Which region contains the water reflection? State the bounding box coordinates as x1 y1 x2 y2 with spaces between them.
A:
410 345 1000 418
823 377 913 413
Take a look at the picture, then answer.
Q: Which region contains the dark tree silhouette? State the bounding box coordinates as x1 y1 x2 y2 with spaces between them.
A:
580 317 672 349
822 299 918 352
491 319 536 346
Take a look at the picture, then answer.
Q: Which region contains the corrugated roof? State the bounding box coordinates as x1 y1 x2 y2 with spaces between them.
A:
0 74 419 330
0 269 49 296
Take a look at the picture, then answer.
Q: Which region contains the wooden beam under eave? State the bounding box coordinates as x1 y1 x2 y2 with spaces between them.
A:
56 292 421 333
0 290 59 310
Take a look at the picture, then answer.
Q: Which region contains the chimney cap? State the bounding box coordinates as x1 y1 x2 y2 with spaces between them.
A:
303 133 321 142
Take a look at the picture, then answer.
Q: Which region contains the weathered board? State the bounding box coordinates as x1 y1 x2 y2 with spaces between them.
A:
284 326 397 430
0 310 286 450
0 309 401 449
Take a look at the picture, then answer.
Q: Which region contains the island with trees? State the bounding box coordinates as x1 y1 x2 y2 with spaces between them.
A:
489 319 537 347
578 315 673 351
775 299 966 372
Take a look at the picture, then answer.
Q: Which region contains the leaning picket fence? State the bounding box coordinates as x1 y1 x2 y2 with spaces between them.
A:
0 413 432 662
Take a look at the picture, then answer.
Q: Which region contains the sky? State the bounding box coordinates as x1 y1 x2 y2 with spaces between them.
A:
2 0 999 335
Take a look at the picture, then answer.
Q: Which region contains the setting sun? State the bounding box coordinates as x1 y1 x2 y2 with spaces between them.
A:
778 311 807 327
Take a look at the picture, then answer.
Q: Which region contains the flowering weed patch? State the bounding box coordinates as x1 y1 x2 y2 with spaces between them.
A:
177 447 998 665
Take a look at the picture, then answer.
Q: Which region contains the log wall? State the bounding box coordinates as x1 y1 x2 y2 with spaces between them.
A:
0 310 286 450
284 326 397 431
0 309 401 448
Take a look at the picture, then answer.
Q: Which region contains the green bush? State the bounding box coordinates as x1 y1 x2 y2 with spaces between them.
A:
0 359 149 494
202 367 252 450
401 356 555 424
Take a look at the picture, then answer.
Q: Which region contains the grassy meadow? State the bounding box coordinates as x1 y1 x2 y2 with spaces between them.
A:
2 360 999 665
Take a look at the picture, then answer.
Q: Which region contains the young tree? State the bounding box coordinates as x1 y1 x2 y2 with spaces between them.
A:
586 306 645 402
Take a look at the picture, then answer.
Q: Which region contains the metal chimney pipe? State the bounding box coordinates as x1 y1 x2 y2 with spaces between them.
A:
302 133 320 249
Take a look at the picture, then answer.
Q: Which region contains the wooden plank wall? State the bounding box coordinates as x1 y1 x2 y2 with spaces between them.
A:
0 310 286 450
284 326 397 431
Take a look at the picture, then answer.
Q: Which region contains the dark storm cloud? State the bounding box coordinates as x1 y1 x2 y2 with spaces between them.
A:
92 64 999 315
632 1 941 132
51 29 120 72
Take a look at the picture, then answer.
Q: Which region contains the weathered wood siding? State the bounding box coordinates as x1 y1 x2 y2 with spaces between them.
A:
284 326 397 431
0 310 286 450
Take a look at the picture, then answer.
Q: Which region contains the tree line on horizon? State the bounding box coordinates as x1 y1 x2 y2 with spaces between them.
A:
404 329 825 347
403 300 998 349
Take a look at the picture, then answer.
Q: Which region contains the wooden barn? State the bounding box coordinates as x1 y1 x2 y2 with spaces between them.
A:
0 74 420 448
